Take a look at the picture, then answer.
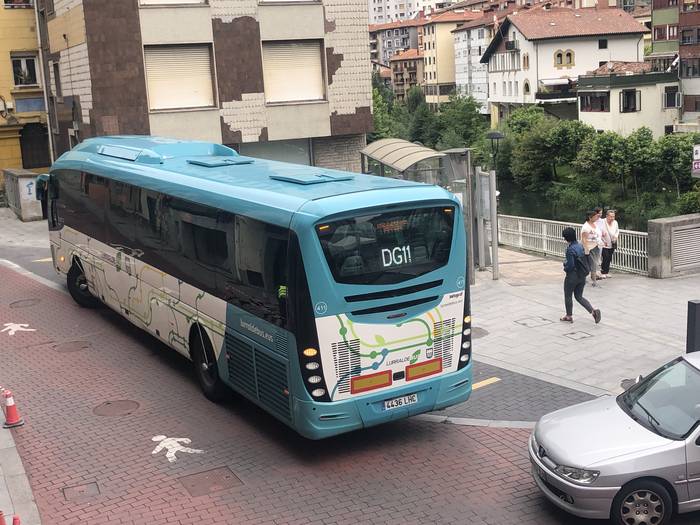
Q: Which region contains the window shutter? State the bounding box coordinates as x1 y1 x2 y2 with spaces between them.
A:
262 41 324 103
144 46 214 110
619 91 624 112
678 92 683 108
636 90 641 111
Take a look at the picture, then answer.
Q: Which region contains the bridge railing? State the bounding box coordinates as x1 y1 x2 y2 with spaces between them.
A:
497 214 648 275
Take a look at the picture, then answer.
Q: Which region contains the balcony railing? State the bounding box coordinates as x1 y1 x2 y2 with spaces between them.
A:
535 89 576 100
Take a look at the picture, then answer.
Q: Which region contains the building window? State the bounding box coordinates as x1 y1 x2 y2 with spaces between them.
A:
262 41 325 104
598 39 608 49
620 89 641 112
524 80 530 95
523 53 529 70
565 51 573 65
139 0 207 4
11 54 38 86
508 81 512 96
682 29 695 44
52 61 62 98
493 81 496 94
144 45 215 111
555 51 563 66
663 85 680 108
580 92 610 112
3 0 33 7
478 28 484 39
654 26 667 40
681 58 700 77
514 80 518 95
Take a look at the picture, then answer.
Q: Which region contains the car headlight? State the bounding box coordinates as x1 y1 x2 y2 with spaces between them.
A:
554 465 600 485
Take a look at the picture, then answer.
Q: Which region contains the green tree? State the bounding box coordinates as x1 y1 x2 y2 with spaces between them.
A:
369 87 392 142
505 106 546 135
405 86 425 114
437 94 486 149
625 127 659 198
410 103 442 148
371 71 394 108
547 120 595 168
573 131 628 192
657 133 698 198
510 119 556 191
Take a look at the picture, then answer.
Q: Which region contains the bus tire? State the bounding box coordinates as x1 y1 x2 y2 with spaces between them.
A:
67 262 100 308
191 326 227 403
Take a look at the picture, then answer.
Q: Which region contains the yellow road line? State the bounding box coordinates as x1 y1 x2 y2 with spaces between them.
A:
32 258 53 263
472 377 501 391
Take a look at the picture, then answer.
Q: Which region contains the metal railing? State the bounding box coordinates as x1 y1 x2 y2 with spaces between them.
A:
498 214 648 275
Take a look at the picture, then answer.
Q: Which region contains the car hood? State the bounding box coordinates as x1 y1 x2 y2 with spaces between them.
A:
535 396 673 468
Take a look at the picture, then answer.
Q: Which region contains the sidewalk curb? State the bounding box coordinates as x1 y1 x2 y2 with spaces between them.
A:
416 414 536 429
0 259 65 295
0 427 42 525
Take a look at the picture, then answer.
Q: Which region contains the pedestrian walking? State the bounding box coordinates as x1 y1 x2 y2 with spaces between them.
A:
561 227 601 324
581 210 602 286
600 209 619 278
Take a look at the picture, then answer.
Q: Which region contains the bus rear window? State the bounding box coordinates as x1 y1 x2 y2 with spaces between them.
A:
317 207 454 285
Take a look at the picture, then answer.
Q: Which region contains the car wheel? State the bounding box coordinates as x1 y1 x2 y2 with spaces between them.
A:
191 326 227 403
612 479 672 525
67 262 100 308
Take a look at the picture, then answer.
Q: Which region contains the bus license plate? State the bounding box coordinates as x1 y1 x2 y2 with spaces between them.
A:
384 394 418 410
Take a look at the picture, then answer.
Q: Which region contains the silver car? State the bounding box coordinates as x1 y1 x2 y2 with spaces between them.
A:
530 353 700 525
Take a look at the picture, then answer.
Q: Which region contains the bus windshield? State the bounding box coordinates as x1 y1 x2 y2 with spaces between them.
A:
316 206 454 285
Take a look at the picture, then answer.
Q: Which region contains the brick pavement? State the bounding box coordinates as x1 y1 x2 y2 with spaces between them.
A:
5 263 688 525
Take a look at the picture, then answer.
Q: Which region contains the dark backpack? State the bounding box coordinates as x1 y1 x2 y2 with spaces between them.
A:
575 252 591 277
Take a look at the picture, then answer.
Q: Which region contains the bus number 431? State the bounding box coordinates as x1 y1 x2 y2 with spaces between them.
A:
382 246 412 268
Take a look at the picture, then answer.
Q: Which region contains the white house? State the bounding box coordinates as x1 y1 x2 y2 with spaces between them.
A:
578 62 680 138
480 6 648 126
453 17 494 115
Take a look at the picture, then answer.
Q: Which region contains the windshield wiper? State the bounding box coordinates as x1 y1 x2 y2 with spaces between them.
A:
635 401 664 436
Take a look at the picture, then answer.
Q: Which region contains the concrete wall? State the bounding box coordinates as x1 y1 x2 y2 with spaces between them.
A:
648 214 700 278
312 134 366 172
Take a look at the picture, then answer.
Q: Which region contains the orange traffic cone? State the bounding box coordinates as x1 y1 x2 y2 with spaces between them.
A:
2 391 24 429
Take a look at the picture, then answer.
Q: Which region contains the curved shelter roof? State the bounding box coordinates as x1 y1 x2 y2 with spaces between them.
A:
361 138 445 173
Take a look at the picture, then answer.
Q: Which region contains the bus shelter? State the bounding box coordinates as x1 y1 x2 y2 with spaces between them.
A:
360 139 499 283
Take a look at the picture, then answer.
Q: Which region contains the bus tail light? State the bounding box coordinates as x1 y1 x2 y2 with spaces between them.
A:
458 306 472 370
405 358 442 381
350 371 392 394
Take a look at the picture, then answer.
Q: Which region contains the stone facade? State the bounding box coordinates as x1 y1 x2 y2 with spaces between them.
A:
313 134 366 173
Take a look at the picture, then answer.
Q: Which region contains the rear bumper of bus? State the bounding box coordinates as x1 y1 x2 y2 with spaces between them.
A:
292 363 472 440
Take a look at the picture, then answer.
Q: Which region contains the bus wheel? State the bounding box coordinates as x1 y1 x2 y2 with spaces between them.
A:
191 326 227 403
67 262 100 308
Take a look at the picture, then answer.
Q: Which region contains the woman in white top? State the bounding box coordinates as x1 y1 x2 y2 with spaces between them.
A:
581 210 601 285
600 209 619 277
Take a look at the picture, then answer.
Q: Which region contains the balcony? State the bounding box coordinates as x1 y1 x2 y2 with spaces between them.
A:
535 80 576 102
3 0 32 7
535 88 576 101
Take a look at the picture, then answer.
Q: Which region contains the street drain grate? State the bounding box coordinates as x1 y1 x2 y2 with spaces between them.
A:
9 298 41 309
179 467 242 497
564 331 592 341
63 482 100 502
514 316 552 328
471 327 489 339
54 341 91 353
93 400 140 417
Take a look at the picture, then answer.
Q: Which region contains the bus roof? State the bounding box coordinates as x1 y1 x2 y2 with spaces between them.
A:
51 136 455 227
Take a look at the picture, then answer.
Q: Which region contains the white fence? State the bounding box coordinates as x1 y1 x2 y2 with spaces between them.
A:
498 214 648 275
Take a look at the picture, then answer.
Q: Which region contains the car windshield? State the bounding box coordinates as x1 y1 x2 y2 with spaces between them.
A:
619 358 700 440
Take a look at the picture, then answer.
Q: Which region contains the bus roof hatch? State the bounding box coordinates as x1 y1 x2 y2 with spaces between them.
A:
270 173 354 185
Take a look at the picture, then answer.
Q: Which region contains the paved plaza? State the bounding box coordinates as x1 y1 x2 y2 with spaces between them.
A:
1 209 699 524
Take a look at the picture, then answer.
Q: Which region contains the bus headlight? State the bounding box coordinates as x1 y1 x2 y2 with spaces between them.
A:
459 354 469 363
305 362 320 371
311 388 326 397
307 375 322 384
303 348 318 357
458 304 472 370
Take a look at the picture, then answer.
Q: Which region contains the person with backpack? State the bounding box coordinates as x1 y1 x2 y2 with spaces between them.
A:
561 227 601 324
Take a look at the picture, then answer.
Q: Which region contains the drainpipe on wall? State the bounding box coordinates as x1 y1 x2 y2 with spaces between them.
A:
33 3 55 165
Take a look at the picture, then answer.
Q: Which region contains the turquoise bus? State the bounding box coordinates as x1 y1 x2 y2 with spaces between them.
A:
45 136 472 439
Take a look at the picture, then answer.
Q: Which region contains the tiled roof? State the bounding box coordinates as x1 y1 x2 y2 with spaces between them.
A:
508 7 648 40
452 3 527 32
390 48 423 61
588 61 652 75
422 9 483 25
369 18 424 32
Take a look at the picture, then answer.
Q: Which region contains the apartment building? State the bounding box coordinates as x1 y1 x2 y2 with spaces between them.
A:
390 48 424 100
370 18 421 64
36 0 372 172
678 0 700 122
649 0 678 72
0 0 50 174
421 8 482 108
481 7 647 125
368 0 419 23
578 61 679 137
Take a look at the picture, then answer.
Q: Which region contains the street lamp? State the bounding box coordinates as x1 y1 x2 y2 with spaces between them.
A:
486 130 504 167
